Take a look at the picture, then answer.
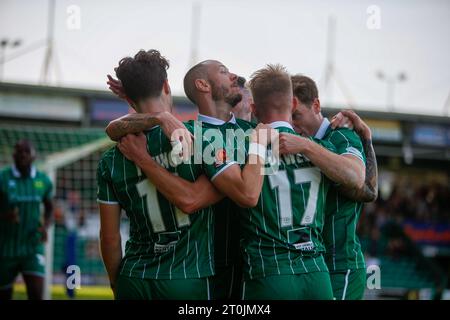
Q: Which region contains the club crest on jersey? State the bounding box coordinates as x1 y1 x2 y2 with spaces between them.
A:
214 149 228 167
34 180 44 190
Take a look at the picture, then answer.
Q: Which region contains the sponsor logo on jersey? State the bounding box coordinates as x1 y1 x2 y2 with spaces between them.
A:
153 231 181 254
294 241 315 252
15 195 42 202
154 241 178 254
288 228 316 252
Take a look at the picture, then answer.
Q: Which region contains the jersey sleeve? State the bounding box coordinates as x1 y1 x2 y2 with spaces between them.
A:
97 157 119 205
326 128 366 165
313 137 337 154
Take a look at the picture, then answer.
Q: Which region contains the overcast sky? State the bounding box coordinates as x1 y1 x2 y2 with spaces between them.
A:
1 0 449 116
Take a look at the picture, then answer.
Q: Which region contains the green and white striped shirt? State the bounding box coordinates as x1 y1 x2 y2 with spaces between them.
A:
318 120 367 271
0 166 52 257
212 122 336 280
97 124 214 280
192 115 256 269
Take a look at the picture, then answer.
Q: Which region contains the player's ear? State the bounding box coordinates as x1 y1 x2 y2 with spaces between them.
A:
250 102 257 118
313 98 321 114
195 79 210 93
162 80 171 95
292 96 298 113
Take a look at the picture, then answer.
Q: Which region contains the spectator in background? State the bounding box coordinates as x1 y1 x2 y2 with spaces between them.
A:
358 179 450 259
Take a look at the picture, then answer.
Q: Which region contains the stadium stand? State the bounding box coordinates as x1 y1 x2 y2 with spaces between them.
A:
0 82 449 299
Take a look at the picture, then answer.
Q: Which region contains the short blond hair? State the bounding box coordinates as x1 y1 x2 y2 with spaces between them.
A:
249 64 292 113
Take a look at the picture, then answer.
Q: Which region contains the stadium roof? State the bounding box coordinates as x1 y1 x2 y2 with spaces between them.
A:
1 81 449 124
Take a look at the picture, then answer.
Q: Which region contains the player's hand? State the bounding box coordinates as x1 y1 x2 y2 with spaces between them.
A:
117 133 151 165
38 226 48 242
107 75 126 99
331 109 372 140
107 74 136 108
279 133 309 155
158 112 194 160
330 111 352 130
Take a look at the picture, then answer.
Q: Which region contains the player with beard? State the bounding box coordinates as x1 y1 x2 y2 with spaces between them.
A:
106 60 269 299
106 61 366 299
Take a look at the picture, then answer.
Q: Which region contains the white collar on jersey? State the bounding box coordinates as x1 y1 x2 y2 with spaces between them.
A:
12 164 36 178
197 113 236 125
314 117 331 140
269 121 294 130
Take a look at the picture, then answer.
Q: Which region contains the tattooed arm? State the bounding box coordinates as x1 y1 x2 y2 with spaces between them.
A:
338 138 378 202
331 109 379 202
106 112 168 141
279 134 366 190
118 133 224 214
106 111 194 158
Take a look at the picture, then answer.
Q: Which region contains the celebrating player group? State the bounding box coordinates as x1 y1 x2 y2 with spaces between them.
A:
97 49 378 300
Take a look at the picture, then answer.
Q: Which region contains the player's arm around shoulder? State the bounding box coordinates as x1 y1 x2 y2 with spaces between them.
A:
330 110 378 202
210 124 272 208
117 130 223 214
279 131 365 189
326 128 366 189
105 111 193 150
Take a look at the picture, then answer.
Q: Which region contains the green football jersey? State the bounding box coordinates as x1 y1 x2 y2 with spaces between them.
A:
97 124 214 280
0 166 53 257
322 127 366 271
198 121 337 280
190 117 256 268
239 124 336 280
